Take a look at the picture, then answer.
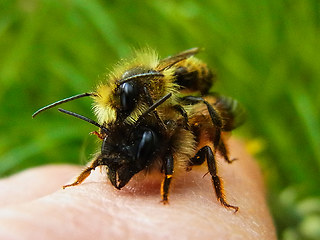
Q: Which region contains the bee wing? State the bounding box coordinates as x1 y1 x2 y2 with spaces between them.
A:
157 47 200 71
213 95 246 131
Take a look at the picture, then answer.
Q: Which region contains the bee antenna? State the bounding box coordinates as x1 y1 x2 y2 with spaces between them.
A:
135 92 172 126
117 72 164 85
58 108 110 133
32 93 94 118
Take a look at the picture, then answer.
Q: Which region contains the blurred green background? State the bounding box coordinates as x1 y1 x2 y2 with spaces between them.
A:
1 0 319 239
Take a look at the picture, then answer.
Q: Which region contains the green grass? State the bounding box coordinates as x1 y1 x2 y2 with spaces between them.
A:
1 0 319 239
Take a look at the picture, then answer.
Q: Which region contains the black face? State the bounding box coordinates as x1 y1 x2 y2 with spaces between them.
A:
99 125 159 189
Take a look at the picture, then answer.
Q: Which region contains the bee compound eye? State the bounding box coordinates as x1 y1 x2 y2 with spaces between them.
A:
136 130 157 167
120 82 137 112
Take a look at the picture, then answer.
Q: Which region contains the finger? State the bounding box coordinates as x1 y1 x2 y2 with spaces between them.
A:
0 165 81 207
0 139 276 239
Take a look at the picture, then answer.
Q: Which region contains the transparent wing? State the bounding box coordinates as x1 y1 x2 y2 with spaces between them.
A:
157 47 200 71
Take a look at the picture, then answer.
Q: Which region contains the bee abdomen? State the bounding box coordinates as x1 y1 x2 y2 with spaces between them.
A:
174 60 215 95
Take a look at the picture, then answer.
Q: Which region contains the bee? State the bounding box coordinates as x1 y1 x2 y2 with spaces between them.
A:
32 47 213 125
56 93 244 212
32 48 245 210
32 48 231 159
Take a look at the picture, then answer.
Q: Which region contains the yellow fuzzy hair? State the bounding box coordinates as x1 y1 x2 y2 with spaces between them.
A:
171 127 197 171
92 49 181 125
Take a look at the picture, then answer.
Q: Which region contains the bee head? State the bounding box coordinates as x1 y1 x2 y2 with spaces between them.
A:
116 68 164 119
100 126 159 189
55 107 163 190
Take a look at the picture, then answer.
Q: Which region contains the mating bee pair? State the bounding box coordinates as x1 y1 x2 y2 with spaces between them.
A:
33 48 245 211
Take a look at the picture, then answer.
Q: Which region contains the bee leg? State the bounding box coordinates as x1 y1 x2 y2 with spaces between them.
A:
173 104 189 129
136 91 172 128
62 157 103 189
181 96 222 148
143 86 167 130
195 146 239 212
90 131 105 140
143 86 164 119
160 154 174 204
186 150 206 171
218 138 236 164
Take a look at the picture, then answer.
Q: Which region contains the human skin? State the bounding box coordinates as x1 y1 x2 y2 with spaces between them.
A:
0 139 276 240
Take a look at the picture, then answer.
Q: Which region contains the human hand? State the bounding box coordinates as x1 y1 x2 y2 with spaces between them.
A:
0 139 276 239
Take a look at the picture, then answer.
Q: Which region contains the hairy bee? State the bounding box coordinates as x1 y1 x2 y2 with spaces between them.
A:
32 48 229 158
32 48 213 124
32 48 245 209
58 93 244 211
